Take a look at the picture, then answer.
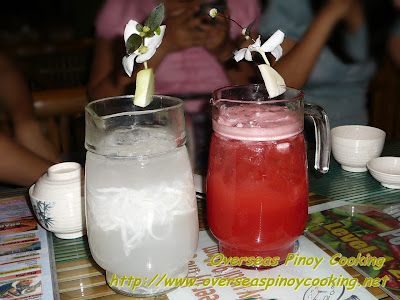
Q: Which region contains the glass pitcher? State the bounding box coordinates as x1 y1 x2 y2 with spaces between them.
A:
85 95 198 297
207 85 330 267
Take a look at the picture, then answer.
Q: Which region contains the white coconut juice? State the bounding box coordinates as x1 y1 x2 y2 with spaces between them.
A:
85 127 198 295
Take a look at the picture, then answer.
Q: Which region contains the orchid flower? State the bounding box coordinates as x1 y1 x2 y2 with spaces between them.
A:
234 30 285 64
122 20 166 77
121 3 165 107
233 29 286 98
233 36 262 62
209 8 286 98
258 64 286 99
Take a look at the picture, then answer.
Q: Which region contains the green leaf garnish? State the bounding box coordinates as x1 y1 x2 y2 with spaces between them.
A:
145 31 155 38
136 23 143 32
144 3 165 32
155 26 161 35
245 19 256 38
126 33 142 54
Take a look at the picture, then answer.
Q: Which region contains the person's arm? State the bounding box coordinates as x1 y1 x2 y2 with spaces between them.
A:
0 53 35 125
0 133 52 186
0 53 60 163
270 0 355 88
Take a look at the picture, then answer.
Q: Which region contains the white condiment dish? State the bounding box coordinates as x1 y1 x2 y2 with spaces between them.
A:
29 162 86 239
331 125 386 172
367 157 400 189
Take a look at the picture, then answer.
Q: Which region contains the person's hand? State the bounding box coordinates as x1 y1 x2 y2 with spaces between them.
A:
322 0 355 21
162 6 210 53
14 119 62 164
200 10 235 62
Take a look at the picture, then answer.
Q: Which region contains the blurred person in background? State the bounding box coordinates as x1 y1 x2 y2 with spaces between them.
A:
88 0 260 99
0 52 61 186
259 0 400 128
88 0 261 172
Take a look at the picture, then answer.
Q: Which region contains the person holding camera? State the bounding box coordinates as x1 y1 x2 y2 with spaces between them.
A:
88 0 261 172
88 0 260 101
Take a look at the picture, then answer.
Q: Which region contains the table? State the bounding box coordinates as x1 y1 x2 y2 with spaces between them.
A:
2 139 399 299
52 193 395 299
308 138 400 204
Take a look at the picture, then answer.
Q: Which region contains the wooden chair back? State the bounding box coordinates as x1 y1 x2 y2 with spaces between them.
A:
369 57 400 138
3 39 94 90
32 86 88 155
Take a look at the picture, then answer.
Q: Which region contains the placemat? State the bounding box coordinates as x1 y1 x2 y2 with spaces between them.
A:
308 138 400 204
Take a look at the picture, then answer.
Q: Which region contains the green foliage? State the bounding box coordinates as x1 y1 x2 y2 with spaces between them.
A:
125 3 165 55
136 23 143 32
144 3 165 32
145 31 155 38
245 19 256 38
126 33 142 55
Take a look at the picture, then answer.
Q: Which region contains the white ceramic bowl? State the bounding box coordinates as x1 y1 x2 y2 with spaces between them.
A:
331 125 386 172
29 162 86 239
367 157 400 189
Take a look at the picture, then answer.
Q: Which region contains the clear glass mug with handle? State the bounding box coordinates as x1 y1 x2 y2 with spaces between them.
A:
85 95 198 297
207 84 330 268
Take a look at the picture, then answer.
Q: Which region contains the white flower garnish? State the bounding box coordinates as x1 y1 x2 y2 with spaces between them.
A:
122 20 166 77
209 8 218 18
234 30 284 63
234 36 261 62
259 30 284 61
258 65 286 99
233 29 286 98
121 3 165 107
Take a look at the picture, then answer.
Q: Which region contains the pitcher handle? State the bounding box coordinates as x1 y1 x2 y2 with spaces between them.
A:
304 102 331 173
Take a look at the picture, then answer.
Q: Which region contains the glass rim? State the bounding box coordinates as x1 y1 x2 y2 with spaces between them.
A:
85 94 183 120
211 84 304 104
